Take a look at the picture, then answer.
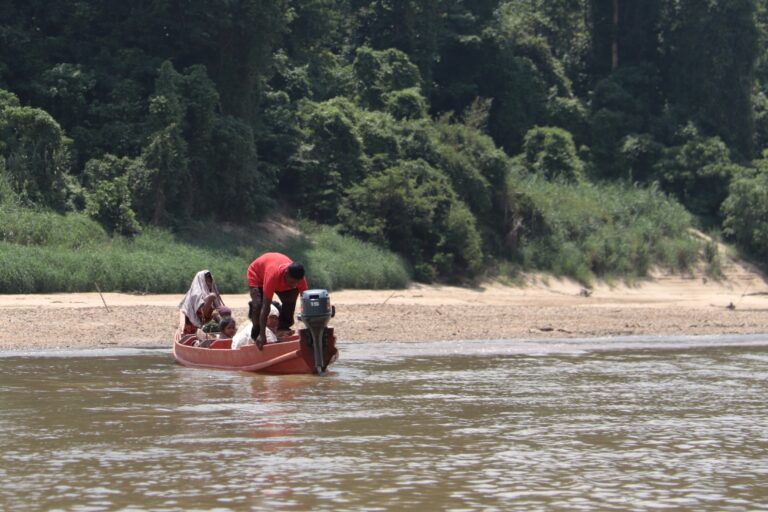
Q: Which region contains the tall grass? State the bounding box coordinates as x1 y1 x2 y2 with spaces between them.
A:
297 222 410 290
0 206 109 248
0 207 410 293
0 231 245 293
0 181 703 293
514 177 700 284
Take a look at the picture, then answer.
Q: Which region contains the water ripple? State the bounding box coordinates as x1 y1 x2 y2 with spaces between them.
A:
0 341 767 510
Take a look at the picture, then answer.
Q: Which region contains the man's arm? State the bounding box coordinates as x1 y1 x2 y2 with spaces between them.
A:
257 301 270 348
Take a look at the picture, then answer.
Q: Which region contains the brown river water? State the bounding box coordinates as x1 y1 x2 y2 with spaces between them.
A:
1 336 767 511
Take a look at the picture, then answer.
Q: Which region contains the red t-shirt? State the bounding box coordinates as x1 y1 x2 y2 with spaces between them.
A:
246 252 308 301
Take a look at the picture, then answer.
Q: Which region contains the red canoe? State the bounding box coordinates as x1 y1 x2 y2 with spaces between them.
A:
173 328 338 374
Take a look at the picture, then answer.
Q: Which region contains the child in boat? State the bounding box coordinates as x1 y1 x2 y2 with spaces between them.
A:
174 270 225 342
218 317 237 339
201 306 232 334
232 304 280 349
195 317 237 348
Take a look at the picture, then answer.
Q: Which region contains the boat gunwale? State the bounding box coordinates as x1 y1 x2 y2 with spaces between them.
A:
172 327 337 374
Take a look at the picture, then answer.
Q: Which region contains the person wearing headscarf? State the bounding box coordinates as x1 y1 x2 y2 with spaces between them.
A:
231 304 281 349
174 270 225 342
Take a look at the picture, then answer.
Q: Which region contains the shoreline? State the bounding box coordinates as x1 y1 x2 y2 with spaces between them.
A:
3 266 768 350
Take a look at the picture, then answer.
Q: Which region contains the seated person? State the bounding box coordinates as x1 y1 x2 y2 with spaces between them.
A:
174 270 225 342
197 306 234 346
196 317 237 348
232 304 280 349
218 317 237 339
265 305 280 342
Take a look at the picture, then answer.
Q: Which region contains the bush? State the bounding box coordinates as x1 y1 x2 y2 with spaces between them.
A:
511 177 699 283
292 98 365 222
721 163 768 260
433 120 510 220
0 90 73 209
357 110 401 167
299 222 410 289
83 155 142 235
619 133 663 183
0 157 15 205
338 159 484 281
0 205 109 248
383 87 428 120
547 96 588 145
522 126 584 181
353 46 422 109
0 207 411 293
588 65 660 178
654 124 744 221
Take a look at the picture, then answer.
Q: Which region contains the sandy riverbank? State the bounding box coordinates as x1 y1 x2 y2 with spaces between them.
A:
2 256 768 350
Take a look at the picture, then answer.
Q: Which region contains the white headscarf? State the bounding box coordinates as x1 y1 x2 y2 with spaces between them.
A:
231 304 281 349
178 270 224 327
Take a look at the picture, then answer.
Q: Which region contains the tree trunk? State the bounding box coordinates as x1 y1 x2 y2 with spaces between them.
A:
153 186 165 225
611 0 619 69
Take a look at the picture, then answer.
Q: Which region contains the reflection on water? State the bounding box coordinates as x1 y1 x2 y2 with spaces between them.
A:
1 337 767 511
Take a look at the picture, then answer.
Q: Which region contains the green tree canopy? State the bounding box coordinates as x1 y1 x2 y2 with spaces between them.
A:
338 159 483 281
0 89 71 208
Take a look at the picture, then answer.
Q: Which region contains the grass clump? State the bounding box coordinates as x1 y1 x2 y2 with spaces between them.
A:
514 178 700 284
0 207 410 293
0 234 245 293
297 222 410 290
0 206 110 248
701 236 723 279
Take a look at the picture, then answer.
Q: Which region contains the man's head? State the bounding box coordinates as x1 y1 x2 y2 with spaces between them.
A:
285 262 305 288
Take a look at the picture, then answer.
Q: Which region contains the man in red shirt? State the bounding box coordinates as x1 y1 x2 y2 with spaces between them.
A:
246 252 308 348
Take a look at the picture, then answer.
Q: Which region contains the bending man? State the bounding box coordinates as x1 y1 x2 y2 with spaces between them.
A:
246 252 307 349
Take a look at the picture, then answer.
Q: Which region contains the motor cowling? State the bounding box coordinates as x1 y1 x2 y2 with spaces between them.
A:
299 289 335 374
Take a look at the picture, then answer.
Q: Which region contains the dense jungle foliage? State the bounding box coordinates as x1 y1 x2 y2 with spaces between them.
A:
1 0 765 291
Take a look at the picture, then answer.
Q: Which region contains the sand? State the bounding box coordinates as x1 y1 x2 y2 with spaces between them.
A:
2 254 767 350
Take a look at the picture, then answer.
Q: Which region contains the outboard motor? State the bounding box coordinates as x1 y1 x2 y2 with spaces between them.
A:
299 289 335 375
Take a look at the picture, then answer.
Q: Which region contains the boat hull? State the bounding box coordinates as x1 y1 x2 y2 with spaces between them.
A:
173 328 338 374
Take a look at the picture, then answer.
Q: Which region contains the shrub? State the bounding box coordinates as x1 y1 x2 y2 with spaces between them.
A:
0 205 109 248
619 133 663 183
721 163 768 260
0 207 411 293
0 90 72 209
338 159 483 281
357 110 401 166
299 222 410 289
511 177 699 283
654 124 744 221
546 96 588 145
522 126 584 181
83 155 142 235
0 157 15 205
353 46 422 109
383 87 428 120
292 98 365 222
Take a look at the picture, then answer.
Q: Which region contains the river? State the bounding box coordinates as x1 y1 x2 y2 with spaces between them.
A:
1 335 767 511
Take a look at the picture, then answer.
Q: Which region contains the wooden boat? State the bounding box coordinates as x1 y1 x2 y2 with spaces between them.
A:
172 328 338 374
